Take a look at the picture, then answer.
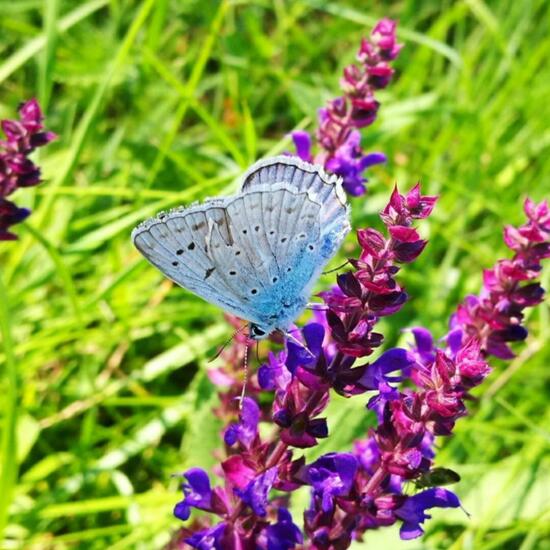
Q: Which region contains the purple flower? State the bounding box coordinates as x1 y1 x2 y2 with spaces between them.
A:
286 323 325 371
446 327 463 356
302 453 358 512
235 466 278 516
420 432 436 461
395 488 460 540
359 347 412 392
311 308 338 361
224 396 260 449
174 468 213 521
290 130 313 162
408 327 435 367
354 437 380 474
258 350 291 391
264 508 303 550
324 131 386 196
185 522 227 550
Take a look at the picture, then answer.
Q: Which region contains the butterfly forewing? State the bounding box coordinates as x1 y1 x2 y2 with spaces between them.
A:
132 183 326 329
133 205 253 321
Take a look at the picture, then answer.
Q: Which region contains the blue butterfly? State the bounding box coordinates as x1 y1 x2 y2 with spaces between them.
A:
132 156 350 339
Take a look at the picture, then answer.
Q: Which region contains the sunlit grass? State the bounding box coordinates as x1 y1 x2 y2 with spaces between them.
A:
1 0 549 548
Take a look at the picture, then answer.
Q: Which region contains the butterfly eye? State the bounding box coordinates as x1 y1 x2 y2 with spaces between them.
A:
251 325 266 338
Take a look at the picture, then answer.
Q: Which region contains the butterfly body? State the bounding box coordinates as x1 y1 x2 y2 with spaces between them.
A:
132 156 350 338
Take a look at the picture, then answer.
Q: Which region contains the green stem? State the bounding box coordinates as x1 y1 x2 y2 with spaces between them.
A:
0 268 18 539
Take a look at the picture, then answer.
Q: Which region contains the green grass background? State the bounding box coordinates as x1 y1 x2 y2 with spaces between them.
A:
1 0 549 548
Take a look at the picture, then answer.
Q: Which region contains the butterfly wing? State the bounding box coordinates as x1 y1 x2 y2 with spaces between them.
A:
132 200 254 320
240 155 349 236
132 184 326 329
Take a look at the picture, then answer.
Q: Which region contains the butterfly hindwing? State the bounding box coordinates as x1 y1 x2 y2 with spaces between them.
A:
240 155 349 235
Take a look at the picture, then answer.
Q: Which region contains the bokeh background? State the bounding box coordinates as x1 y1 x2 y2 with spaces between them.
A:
1 0 549 548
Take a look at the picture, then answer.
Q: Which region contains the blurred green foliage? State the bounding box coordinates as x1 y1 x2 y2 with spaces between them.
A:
0 0 549 548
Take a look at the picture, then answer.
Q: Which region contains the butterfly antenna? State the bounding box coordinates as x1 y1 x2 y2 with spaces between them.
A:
280 329 315 359
239 340 249 409
322 260 350 275
208 323 248 363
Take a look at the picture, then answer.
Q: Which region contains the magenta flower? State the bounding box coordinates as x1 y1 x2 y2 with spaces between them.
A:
171 190 550 548
0 99 55 240
321 184 437 359
168 18 550 550
451 198 550 359
291 20 402 195
0 199 30 241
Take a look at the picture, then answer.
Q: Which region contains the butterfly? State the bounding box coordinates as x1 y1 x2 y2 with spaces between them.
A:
131 156 350 339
